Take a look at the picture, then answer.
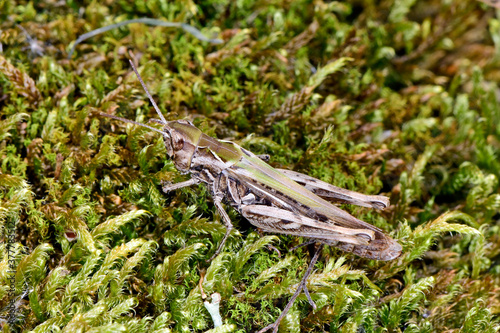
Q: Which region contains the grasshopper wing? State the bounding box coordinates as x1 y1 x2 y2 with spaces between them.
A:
227 150 401 261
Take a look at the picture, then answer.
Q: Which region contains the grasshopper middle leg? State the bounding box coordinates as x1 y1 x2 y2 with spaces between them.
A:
209 173 236 261
211 196 234 261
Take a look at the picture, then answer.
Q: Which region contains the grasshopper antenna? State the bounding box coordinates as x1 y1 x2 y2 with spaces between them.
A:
99 112 166 135
128 54 168 125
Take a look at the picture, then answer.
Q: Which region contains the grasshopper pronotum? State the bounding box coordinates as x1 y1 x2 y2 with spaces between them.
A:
100 59 402 332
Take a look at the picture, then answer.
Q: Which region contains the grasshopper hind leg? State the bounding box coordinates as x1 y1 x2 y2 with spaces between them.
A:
257 244 323 333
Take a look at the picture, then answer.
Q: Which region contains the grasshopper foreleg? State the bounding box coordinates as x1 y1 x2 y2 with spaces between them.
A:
162 178 199 193
257 244 323 333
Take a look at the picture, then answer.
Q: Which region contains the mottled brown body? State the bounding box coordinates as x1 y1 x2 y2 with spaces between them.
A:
158 119 401 261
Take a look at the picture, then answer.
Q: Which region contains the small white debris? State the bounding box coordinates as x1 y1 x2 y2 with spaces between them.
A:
204 292 222 327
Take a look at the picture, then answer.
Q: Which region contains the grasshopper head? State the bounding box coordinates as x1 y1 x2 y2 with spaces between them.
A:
159 120 202 171
155 119 203 156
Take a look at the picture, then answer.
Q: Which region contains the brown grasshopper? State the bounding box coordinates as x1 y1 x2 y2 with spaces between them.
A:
100 59 402 333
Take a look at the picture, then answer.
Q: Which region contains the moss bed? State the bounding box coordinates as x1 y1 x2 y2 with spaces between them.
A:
0 1 499 332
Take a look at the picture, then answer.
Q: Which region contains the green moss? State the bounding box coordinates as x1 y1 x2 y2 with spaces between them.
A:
1 0 500 332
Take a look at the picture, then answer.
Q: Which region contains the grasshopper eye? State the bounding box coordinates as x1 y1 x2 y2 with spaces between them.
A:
171 132 184 151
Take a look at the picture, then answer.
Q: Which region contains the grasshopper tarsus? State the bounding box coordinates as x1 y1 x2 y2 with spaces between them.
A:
302 280 316 310
257 244 323 333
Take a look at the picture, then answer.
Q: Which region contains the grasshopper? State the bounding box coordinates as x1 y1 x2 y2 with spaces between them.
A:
100 59 402 332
